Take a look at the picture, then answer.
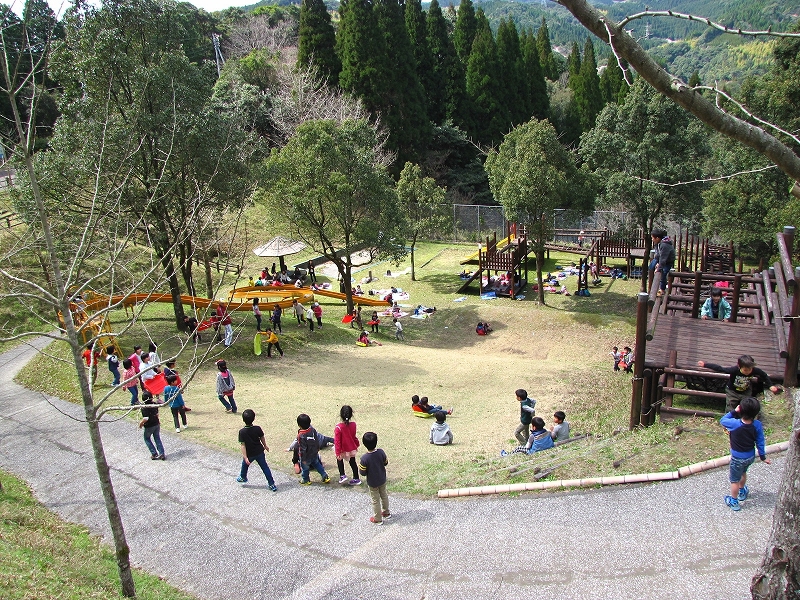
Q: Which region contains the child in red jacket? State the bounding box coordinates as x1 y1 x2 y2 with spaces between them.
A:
334 405 361 485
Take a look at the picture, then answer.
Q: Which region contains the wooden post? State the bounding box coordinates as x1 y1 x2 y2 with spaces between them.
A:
691 271 702 319
784 266 800 386
630 292 649 430
640 369 653 427
730 274 742 323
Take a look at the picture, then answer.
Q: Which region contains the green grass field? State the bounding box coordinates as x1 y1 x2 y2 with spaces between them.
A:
13 242 794 497
0 469 196 600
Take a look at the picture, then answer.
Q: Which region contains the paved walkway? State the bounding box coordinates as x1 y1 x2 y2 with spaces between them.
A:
0 340 783 600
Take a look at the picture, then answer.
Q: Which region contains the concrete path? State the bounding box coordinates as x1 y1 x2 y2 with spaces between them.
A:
0 340 783 600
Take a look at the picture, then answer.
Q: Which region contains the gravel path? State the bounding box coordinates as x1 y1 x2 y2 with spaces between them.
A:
0 340 781 600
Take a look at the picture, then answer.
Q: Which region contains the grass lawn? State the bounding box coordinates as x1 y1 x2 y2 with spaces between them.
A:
0 469 196 600
15 242 794 496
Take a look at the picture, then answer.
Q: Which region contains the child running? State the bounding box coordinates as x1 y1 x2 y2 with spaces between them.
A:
122 358 139 405
215 359 237 413
334 405 361 485
138 391 165 460
264 327 284 358
359 432 390 525
236 409 278 491
164 375 187 433
296 414 330 485
720 397 770 511
106 347 120 386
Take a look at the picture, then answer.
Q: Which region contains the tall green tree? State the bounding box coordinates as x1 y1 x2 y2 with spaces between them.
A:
405 0 437 123
496 18 526 127
396 162 448 280
702 138 791 261
426 0 468 129
51 0 254 325
337 0 389 116
376 0 430 167
261 119 407 312
574 37 604 131
465 13 506 145
536 17 558 81
486 119 592 304
521 27 549 120
453 0 476 64
600 51 628 105
297 0 341 86
567 40 581 80
579 80 709 290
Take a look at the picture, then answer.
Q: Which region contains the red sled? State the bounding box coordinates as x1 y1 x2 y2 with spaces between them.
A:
143 372 167 395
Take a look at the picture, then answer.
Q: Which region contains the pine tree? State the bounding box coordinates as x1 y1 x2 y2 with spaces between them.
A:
337 0 389 116
453 0 477 65
536 17 557 81
297 0 341 86
600 51 628 105
376 0 430 166
522 28 549 120
567 40 581 81
406 0 437 122
688 70 701 87
496 18 526 128
465 15 507 145
575 37 603 131
427 0 468 129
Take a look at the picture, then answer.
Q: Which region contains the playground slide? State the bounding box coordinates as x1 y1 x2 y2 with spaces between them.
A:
457 269 483 294
311 288 391 307
460 235 513 265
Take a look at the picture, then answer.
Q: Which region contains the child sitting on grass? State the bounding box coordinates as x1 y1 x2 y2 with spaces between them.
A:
720 397 770 511
429 411 453 445
411 395 453 415
503 417 554 456
550 411 570 441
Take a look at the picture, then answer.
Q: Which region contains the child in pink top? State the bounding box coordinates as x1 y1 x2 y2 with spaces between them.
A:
334 405 361 485
121 358 139 404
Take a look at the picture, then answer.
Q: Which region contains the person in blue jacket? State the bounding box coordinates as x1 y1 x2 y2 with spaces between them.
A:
720 397 771 511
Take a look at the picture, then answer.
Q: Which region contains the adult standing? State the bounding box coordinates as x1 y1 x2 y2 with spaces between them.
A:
307 260 316 283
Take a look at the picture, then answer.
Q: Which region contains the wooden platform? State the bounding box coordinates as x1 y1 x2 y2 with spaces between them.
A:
645 314 783 381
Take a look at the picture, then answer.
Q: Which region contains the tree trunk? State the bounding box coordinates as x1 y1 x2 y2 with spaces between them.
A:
83 388 137 597
341 262 354 314
411 245 416 281
536 248 546 305
203 250 214 300
159 251 186 329
751 389 800 599
18 147 138 597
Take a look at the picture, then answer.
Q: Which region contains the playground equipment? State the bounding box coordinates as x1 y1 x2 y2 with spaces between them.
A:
458 224 530 298
228 285 391 307
629 226 799 427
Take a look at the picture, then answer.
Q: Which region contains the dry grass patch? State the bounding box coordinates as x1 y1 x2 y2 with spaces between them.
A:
15 244 794 496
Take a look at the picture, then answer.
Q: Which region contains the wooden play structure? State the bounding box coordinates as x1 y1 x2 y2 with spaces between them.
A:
545 229 648 275
458 224 530 298
629 227 799 428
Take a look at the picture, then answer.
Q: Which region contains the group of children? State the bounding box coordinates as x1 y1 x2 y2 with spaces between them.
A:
611 346 634 373
233 406 391 524
502 389 571 456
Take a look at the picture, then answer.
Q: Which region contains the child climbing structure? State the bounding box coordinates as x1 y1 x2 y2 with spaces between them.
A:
458 224 529 298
